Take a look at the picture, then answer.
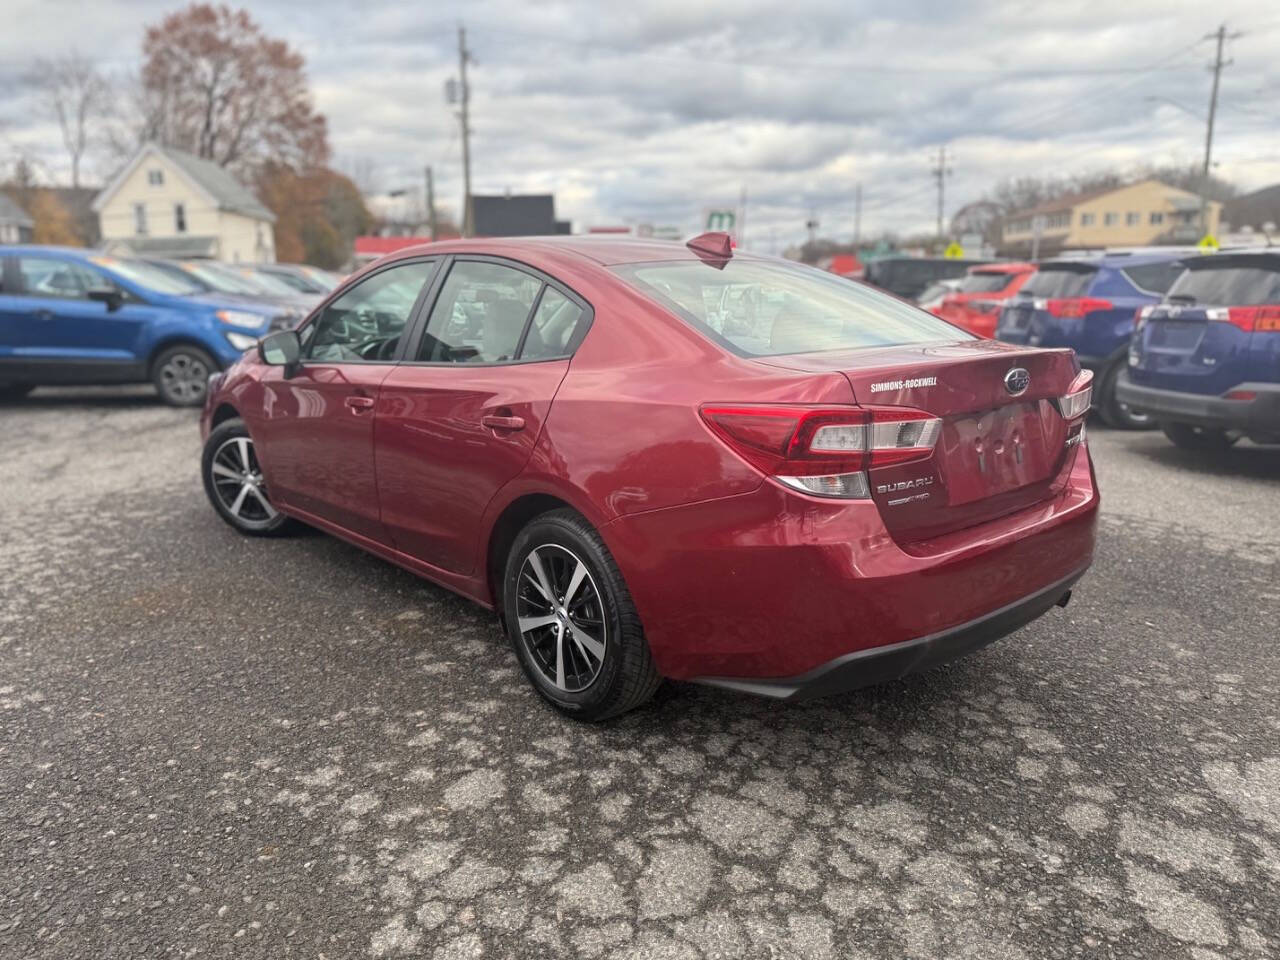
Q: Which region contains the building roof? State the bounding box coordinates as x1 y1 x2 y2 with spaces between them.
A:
0 193 34 227
1221 184 1280 231
469 194 557 237
94 143 276 222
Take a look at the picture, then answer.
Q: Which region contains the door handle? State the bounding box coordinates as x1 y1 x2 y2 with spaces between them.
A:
481 414 525 431
345 395 375 413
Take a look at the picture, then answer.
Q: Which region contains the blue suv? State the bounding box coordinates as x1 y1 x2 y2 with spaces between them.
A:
0 246 294 406
995 252 1188 428
1118 251 1280 449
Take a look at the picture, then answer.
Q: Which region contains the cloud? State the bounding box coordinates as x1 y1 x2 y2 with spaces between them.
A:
2 0 1277 247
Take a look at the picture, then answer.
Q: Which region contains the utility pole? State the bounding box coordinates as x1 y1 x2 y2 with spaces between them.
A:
457 25 474 237
854 182 862 247
931 145 952 240
424 165 437 241
1200 23 1239 236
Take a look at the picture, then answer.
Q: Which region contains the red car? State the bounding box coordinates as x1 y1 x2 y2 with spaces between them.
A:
200 233 1098 720
935 262 1036 338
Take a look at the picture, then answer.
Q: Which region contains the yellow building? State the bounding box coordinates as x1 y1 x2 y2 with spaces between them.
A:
1001 179 1221 256
93 143 276 263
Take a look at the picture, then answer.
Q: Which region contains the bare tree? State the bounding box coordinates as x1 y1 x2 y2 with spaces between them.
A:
28 52 110 188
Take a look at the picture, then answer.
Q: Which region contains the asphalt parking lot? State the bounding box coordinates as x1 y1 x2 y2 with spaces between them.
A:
2 387 1278 960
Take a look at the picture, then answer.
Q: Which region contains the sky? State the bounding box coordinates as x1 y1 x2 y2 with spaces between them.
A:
2 0 1278 250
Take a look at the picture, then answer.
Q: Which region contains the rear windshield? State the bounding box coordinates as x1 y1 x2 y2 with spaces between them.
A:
959 272 1013 294
1021 267 1094 299
613 259 973 357
1123 261 1185 295
1168 262 1280 306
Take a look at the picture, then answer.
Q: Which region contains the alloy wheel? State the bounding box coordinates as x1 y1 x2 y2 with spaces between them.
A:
160 353 210 404
209 436 278 529
516 544 608 693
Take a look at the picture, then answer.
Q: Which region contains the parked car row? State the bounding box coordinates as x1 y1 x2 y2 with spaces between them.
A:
0 246 342 406
925 250 1279 448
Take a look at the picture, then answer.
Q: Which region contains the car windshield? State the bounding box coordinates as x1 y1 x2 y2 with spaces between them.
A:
1021 267 1094 299
91 256 202 295
614 258 972 357
179 262 263 295
1167 262 1280 306
262 270 322 294
960 272 1013 294
235 269 300 297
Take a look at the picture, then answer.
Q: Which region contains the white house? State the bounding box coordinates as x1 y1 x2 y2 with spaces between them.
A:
0 193 34 244
93 143 276 262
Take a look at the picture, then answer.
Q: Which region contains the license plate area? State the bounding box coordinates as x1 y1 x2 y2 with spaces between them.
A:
1148 320 1206 352
941 402 1057 506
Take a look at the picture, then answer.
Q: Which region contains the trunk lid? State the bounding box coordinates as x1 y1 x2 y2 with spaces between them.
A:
758 341 1080 541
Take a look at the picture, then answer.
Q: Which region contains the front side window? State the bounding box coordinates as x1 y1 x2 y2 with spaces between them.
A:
615 258 972 358
417 261 542 363
305 260 437 363
16 256 107 300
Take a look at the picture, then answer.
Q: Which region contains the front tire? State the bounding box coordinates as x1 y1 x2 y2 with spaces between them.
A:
503 509 660 721
1098 361 1153 429
153 344 216 407
202 418 296 536
1160 422 1240 451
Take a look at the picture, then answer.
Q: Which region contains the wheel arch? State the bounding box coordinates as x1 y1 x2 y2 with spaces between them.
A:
146 336 224 377
210 402 241 430
485 492 578 622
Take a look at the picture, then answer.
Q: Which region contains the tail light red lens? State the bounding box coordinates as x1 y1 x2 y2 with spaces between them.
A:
1055 370 1094 420
700 404 941 499
1207 305 1280 333
1044 297 1113 318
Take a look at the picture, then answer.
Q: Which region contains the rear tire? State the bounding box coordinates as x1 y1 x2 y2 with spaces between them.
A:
503 509 660 722
1160 422 1240 451
1098 361 1153 430
0 384 34 402
202 417 297 536
153 344 216 407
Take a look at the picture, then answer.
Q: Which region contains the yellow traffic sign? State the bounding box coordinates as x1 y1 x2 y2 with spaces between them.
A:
1197 234 1219 252
943 242 964 259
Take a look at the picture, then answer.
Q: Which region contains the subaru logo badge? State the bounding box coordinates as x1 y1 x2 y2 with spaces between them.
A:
1004 367 1030 396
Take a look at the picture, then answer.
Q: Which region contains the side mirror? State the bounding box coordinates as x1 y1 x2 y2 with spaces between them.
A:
87 287 124 312
258 329 302 376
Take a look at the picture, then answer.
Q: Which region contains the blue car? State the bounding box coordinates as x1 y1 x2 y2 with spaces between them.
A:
995 252 1188 428
0 246 294 406
1117 250 1280 449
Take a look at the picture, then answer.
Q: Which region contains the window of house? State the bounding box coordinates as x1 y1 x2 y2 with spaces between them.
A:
1126 212 1141 226
133 203 147 235
1150 211 1165 226
1046 212 1071 230
148 169 164 186
1080 213 1096 226
1103 212 1119 226
174 203 187 233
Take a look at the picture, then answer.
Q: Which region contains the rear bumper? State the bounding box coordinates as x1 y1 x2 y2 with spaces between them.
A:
1116 373 1280 435
603 445 1098 684
696 566 1085 700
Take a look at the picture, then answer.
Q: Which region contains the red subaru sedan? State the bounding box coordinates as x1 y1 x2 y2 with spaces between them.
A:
200 233 1098 720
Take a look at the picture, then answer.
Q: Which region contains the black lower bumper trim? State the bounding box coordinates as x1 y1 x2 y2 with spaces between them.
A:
1116 372 1280 436
693 565 1089 701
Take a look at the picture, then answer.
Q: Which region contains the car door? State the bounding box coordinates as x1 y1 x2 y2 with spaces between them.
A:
11 255 154 375
253 258 439 542
375 257 592 574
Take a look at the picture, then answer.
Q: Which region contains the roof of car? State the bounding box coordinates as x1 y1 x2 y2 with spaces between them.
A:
1037 250 1195 268
382 235 772 268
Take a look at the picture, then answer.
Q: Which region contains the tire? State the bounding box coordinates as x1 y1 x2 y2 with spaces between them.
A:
152 344 216 407
502 509 660 721
1097 361 1154 430
1160 422 1240 451
0 384 34 402
201 417 297 536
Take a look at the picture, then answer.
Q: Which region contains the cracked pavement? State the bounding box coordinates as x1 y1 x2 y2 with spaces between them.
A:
2 386 1279 958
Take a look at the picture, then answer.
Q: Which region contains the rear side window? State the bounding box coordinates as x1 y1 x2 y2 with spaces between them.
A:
614 259 972 358
418 261 543 363
1123 261 1185 295
1021 267 1095 299
1168 262 1280 306
959 272 1013 294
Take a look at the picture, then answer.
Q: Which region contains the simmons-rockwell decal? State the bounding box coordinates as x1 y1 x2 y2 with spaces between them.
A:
869 376 937 394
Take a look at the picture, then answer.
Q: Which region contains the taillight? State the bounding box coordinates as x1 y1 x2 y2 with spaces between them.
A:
1055 370 1093 420
1135 304 1154 330
699 404 941 500
1207 305 1280 333
1045 297 1113 318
